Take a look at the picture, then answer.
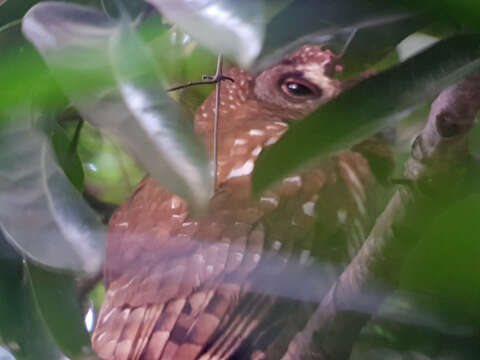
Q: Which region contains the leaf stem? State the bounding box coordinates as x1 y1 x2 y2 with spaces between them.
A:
69 119 84 155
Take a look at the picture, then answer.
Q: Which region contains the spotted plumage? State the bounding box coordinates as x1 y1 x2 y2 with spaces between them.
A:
92 45 388 360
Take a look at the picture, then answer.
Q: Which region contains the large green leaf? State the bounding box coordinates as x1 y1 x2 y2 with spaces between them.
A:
0 233 64 360
25 263 93 358
401 194 480 328
0 118 105 274
386 0 480 30
146 0 265 68
0 232 92 359
252 35 480 196
23 2 213 209
0 347 15 360
255 0 426 76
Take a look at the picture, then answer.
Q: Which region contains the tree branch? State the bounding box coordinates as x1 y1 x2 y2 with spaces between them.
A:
282 74 480 360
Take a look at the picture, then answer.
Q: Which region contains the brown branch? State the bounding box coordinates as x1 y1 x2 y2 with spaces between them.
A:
282 74 480 360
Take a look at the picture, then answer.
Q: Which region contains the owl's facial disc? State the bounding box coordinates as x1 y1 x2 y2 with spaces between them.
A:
253 45 342 121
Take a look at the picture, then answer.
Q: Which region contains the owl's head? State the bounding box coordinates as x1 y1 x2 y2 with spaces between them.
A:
252 45 343 120
195 45 343 136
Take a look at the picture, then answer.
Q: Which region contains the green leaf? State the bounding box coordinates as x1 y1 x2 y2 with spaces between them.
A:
401 194 480 327
252 35 480 196
25 263 92 358
0 233 64 360
0 118 105 274
146 0 265 68
0 347 15 360
109 20 213 210
255 0 426 76
100 0 146 19
386 0 480 30
23 2 214 210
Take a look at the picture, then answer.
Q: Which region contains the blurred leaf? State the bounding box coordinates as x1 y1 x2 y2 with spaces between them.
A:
253 35 480 195
383 0 480 31
100 0 147 19
0 233 64 360
50 122 85 192
401 194 480 326
72 122 143 204
0 347 15 360
110 21 213 209
25 263 92 358
148 25 217 103
0 18 65 116
396 33 439 61
255 0 426 76
23 2 214 210
146 0 265 68
0 118 105 274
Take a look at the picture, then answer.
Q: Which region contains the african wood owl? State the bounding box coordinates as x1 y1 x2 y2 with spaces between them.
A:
92 45 389 360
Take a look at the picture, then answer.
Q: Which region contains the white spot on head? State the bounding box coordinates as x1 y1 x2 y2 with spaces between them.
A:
229 104 236 110
202 112 208 118
118 222 129 228
228 95 234 100
226 159 254 179
272 240 282 251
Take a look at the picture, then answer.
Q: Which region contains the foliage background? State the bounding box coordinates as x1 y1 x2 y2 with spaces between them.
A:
1 0 480 359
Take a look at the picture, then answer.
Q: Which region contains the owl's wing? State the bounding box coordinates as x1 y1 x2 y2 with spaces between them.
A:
92 171 271 360
92 149 379 360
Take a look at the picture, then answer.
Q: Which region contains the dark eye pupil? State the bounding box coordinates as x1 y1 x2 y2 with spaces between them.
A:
286 82 313 96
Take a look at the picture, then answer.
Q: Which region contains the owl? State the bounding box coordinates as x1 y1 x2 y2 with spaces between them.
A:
91 45 389 360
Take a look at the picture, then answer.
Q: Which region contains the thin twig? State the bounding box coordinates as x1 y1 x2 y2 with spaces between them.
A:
213 54 223 192
166 54 229 192
166 67 233 93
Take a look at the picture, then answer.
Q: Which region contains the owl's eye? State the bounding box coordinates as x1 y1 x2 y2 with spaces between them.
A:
280 77 322 99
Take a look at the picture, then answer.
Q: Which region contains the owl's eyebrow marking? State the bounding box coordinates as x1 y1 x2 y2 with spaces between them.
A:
278 71 304 80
